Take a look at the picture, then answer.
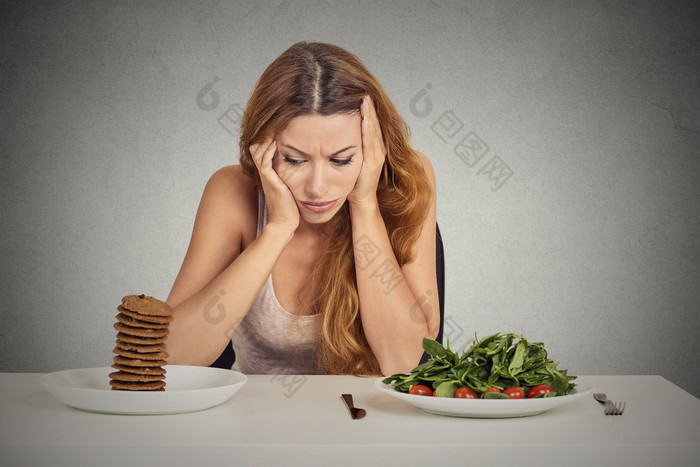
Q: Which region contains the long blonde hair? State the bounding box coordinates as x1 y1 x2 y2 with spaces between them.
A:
239 42 432 374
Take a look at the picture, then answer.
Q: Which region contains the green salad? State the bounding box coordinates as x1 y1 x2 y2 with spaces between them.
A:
382 332 577 399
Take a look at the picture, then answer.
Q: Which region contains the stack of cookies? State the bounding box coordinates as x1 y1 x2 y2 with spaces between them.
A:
110 294 173 391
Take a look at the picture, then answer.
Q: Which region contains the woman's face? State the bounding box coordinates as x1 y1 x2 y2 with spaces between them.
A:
272 113 363 225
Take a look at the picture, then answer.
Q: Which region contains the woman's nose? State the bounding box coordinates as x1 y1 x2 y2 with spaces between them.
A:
305 164 327 196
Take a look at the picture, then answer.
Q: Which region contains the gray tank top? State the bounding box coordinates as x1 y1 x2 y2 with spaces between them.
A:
231 191 322 374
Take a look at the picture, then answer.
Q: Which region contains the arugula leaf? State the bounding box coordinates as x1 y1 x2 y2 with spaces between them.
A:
508 339 527 376
434 381 459 397
422 337 448 358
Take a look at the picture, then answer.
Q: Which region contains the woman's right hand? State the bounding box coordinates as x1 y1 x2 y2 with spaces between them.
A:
250 138 299 235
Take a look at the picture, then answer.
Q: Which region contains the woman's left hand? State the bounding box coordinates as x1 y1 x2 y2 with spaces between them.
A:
348 95 387 207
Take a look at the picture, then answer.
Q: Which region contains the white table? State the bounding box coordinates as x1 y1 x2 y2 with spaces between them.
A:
1 373 699 466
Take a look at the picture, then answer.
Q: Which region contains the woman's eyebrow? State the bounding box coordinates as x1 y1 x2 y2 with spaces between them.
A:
281 144 356 157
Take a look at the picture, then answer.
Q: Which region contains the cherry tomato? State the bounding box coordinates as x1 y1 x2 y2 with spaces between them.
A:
527 384 553 398
409 384 433 396
503 387 525 399
454 387 477 399
482 387 501 398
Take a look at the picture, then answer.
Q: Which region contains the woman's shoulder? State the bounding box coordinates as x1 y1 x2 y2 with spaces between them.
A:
199 165 258 234
203 165 257 203
206 164 255 190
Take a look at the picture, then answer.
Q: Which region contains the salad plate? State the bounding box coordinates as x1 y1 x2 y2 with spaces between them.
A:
41 365 247 415
375 378 594 418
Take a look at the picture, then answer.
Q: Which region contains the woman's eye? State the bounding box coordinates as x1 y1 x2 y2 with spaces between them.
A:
331 156 354 167
283 156 305 166
281 154 353 166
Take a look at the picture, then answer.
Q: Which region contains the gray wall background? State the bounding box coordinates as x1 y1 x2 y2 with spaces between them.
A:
2 1 699 397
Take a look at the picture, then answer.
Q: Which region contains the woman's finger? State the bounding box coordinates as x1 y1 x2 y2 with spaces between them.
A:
361 96 386 166
250 138 277 172
260 139 277 172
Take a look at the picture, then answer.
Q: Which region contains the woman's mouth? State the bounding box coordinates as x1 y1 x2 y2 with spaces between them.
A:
300 199 339 213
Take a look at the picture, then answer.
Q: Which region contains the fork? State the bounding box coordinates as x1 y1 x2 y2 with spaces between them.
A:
593 393 625 415
605 401 625 415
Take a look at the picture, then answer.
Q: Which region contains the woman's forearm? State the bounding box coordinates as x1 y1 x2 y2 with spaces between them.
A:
350 202 435 375
167 223 293 366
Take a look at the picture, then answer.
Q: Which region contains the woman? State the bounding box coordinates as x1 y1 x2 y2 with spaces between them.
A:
166 42 439 376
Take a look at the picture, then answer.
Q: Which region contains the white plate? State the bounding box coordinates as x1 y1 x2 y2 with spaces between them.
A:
40 365 247 415
375 379 594 418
